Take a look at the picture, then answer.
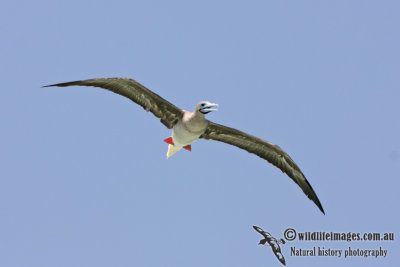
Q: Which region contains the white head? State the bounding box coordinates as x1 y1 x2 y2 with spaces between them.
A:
196 101 218 114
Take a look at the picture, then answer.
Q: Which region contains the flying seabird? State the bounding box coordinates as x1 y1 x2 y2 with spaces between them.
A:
44 78 324 214
253 225 286 266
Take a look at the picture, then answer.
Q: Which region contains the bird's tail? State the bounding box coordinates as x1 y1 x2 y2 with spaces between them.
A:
166 145 182 158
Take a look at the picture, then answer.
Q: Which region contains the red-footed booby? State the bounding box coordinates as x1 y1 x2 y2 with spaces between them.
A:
44 78 325 214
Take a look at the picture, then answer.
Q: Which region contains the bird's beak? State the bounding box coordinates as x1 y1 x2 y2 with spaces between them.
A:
202 103 218 113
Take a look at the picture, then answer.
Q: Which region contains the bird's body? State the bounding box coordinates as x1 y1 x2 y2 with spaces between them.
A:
44 77 325 214
166 102 216 157
167 108 208 157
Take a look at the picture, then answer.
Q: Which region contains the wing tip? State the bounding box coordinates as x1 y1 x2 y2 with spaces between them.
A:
42 82 72 88
312 197 325 215
302 176 325 215
43 78 134 88
319 205 325 215
318 203 325 215
42 80 84 88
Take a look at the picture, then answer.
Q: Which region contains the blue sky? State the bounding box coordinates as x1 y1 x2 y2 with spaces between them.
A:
1 0 399 266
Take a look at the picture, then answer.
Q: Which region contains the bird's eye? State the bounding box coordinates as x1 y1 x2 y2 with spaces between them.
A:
200 103 206 107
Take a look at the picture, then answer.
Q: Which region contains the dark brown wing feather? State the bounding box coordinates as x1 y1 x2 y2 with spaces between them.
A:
44 78 184 129
201 121 324 214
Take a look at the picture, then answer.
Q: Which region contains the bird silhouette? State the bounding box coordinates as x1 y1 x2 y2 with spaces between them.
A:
253 225 286 266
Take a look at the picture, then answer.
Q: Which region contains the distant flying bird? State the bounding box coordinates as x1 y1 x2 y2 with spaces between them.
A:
253 225 286 266
44 78 324 214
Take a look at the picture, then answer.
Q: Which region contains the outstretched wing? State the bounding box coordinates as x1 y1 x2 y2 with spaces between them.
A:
202 122 324 214
253 226 266 237
253 226 273 239
44 78 184 129
270 244 286 266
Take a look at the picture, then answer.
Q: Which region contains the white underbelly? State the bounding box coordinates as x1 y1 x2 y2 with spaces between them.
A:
171 123 202 147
